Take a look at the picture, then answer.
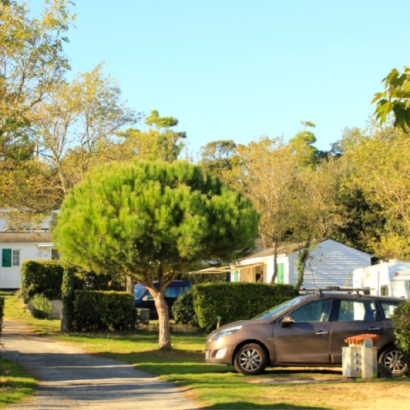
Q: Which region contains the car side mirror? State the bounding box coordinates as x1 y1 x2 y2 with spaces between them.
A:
281 315 295 327
142 296 149 302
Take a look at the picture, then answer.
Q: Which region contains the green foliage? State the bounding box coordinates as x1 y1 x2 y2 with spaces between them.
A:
30 294 53 319
372 66 410 132
53 160 259 282
391 301 410 374
172 290 198 326
193 283 296 333
0 296 4 338
200 140 237 178
20 260 64 301
295 243 310 290
72 290 135 331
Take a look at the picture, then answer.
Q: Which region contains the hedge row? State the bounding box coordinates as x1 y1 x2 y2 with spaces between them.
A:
20 260 64 301
193 283 296 333
0 296 4 339
72 290 135 331
20 260 125 302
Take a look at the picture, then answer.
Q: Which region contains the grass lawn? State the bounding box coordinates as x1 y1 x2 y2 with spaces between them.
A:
0 357 37 409
2 291 410 409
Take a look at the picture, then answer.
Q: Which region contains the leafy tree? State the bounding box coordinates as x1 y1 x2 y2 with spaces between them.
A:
228 137 299 282
53 160 259 348
0 0 73 160
289 121 326 167
199 140 237 180
115 110 186 163
372 66 410 132
342 124 410 260
33 64 137 195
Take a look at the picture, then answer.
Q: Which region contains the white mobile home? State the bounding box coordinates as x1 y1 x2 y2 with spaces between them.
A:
353 262 410 298
0 233 55 289
229 239 372 288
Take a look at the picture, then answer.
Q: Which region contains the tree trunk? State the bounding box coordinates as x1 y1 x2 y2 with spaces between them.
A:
61 302 70 333
271 242 279 283
154 291 171 350
125 275 134 294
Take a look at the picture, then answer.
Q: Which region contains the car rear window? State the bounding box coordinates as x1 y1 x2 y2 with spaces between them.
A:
380 301 401 319
338 300 377 322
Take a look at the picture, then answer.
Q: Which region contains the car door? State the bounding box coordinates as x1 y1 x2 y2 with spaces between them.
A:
378 300 403 345
274 298 334 363
329 298 385 364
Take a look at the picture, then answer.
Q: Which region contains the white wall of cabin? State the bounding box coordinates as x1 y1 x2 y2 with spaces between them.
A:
0 243 52 289
289 239 371 289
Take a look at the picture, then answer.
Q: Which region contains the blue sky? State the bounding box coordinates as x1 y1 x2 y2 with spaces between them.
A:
28 0 410 157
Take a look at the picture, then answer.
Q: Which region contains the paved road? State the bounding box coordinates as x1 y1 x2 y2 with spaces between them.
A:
2 319 196 410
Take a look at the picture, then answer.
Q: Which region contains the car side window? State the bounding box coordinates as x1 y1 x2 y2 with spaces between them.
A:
380 302 401 319
338 300 377 322
165 287 178 298
290 299 333 323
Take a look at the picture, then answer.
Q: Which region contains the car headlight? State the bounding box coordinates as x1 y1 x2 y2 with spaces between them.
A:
212 326 242 341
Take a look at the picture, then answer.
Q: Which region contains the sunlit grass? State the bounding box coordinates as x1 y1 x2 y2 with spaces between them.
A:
0 358 37 409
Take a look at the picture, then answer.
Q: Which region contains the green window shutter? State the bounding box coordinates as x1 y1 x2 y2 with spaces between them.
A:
278 263 284 284
234 270 238 282
2 249 12 267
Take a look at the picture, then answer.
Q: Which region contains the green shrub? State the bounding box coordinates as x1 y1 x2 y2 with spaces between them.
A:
20 260 64 301
172 290 198 327
391 300 410 374
30 294 53 319
193 282 296 333
72 290 135 331
0 296 4 339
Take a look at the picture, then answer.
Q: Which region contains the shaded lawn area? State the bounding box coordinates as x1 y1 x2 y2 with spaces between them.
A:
0 358 37 409
2 291 410 409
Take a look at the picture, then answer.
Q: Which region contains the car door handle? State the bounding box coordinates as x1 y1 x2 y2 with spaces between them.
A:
316 331 328 335
368 327 380 330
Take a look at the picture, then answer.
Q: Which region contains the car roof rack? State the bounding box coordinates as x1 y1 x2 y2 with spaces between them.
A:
300 286 373 298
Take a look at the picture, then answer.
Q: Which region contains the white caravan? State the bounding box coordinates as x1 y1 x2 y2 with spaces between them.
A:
352 262 410 299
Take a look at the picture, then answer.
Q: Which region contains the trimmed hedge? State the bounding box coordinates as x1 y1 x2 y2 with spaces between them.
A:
172 290 198 326
72 290 135 331
20 260 64 301
193 282 296 333
0 296 4 339
391 300 410 375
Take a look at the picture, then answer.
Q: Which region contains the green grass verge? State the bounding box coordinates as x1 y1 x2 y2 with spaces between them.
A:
2 291 410 409
0 357 37 409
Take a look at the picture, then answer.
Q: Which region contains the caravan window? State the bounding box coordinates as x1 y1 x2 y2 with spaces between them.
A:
405 282 410 299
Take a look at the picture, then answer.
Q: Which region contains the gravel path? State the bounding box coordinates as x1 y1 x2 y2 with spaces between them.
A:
1 319 196 410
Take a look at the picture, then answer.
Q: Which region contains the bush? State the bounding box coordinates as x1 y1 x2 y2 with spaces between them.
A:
30 294 53 319
0 296 4 339
391 300 410 374
172 290 198 326
20 260 64 301
72 290 135 331
193 282 296 333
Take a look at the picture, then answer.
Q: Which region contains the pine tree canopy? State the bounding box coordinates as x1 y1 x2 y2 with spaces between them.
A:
53 160 259 285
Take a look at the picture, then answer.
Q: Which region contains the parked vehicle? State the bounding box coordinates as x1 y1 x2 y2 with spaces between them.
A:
352 262 410 298
134 281 192 319
205 288 407 376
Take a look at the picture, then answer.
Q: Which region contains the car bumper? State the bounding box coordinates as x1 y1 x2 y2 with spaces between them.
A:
205 340 236 365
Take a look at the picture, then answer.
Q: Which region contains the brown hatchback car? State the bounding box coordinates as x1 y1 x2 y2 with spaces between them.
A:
205 291 407 376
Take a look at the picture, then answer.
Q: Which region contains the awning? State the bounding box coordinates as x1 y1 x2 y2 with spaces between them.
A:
190 262 264 274
38 243 54 249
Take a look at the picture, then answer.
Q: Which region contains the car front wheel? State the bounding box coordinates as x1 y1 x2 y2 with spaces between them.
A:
234 343 268 375
379 346 408 376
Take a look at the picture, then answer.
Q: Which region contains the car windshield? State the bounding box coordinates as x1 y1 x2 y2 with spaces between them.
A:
134 288 147 300
251 297 305 320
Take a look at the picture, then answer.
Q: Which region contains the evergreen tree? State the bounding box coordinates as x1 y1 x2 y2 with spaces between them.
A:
53 160 259 348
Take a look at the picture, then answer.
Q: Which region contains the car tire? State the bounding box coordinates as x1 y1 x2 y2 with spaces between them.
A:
379 346 408 377
234 343 268 375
